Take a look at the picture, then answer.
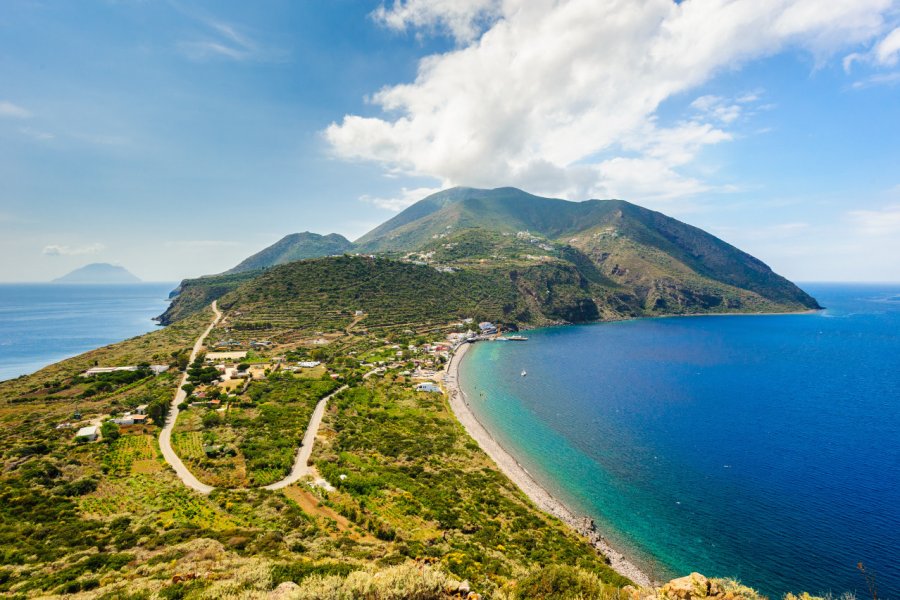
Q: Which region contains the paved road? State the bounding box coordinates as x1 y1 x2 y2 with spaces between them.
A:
264 367 384 491
158 301 222 494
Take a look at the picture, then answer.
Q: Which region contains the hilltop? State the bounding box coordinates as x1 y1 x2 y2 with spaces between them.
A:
52 263 141 284
226 232 353 274
160 187 819 326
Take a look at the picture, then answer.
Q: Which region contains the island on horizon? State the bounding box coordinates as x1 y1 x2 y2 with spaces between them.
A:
52 262 142 285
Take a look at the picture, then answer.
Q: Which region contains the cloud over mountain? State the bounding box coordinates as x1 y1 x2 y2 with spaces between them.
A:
328 0 898 204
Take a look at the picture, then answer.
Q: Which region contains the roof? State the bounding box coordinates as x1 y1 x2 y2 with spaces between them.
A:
76 425 98 437
206 351 248 360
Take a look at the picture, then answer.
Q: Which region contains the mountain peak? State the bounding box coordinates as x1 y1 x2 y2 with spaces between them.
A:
52 263 141 284
226 232 353 274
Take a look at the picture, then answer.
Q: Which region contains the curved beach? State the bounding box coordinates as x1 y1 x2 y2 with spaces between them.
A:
444 342 654 587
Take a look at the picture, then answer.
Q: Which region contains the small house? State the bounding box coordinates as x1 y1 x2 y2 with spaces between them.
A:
134 404 148 415
415 382 442 393
113 415 135 426
75 425 99 441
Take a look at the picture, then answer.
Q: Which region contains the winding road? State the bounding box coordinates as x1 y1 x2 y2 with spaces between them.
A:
158 300 222 494
264 367 384 490
158 300 384 494
263 384 348 490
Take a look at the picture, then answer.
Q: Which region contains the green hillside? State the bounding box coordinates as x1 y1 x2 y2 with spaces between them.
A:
160 187 818 328
214 254 600 337
352 187 819 312
226 232 353 274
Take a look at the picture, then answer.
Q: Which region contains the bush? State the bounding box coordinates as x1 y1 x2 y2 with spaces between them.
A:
510 565 614 600
101 421 121 442
202 412 222 428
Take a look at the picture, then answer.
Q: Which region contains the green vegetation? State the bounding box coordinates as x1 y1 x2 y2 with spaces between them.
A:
0 188 826 597
226 231 353 274
163 187 818 333
315 376 630 593
171 374 339 487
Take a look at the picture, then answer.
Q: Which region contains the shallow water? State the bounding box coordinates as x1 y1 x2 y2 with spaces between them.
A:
460 284 900 598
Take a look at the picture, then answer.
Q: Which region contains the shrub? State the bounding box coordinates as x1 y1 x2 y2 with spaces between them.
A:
202 412 222 428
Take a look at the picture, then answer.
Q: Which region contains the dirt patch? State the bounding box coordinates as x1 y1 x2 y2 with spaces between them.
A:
282 485 374 541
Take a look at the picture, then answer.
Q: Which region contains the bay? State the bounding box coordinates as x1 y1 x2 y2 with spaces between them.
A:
459 283 900 598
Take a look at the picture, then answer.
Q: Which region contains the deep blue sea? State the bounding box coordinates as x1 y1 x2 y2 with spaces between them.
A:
0 283 175 382
460 284 900 598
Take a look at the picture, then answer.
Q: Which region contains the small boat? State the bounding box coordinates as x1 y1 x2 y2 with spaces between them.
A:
521 370 527 377
507 335 528 341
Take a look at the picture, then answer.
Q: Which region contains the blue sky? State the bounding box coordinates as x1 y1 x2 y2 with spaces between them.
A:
2 0 899 282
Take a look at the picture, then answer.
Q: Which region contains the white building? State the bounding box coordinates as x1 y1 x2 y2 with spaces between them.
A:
415 382 442 393
75 425 99 441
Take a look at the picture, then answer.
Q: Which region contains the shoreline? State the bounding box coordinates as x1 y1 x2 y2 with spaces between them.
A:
443 342 655 587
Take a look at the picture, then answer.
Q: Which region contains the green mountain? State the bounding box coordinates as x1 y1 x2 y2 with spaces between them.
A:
226 232 353 274
52 263 141 284
160 187 819 327
355 187 819 312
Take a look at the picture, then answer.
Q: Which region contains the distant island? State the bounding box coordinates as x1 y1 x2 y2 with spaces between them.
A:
52 262 141 284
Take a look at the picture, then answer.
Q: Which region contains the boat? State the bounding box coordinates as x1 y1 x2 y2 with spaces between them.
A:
507 335 528 341
521 370 527 377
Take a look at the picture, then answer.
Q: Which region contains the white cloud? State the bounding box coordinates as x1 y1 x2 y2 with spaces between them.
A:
848 204 900 236
42 243 105 256
875 26 900 65
178 17 278 62
328 0 897 205
844 24 900 75
360 186 443 211
0 101 31 119
373 0 502 43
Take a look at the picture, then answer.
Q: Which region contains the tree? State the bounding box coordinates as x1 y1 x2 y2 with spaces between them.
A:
181 383 195 395
202 412 222 429
146 397 169 426
100 421 120 442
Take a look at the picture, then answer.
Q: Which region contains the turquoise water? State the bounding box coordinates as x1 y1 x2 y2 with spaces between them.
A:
0 283 175 382
459 284 900 598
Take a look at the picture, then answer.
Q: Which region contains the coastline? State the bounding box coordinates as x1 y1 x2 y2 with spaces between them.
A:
443 342 655 588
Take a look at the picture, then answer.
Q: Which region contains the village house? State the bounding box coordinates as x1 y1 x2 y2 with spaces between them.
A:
206 351 248 361
75 425 99 441
83 365 169 377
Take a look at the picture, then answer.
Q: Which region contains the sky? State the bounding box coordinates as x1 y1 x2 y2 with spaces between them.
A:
2 0 899 283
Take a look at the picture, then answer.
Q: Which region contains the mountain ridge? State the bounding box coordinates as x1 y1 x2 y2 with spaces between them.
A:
162 187 817 325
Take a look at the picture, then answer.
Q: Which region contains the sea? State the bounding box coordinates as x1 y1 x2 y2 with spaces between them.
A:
0 283 176 382
459 283 900 599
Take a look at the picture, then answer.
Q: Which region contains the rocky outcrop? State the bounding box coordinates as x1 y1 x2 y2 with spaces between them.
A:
623 573 766 600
